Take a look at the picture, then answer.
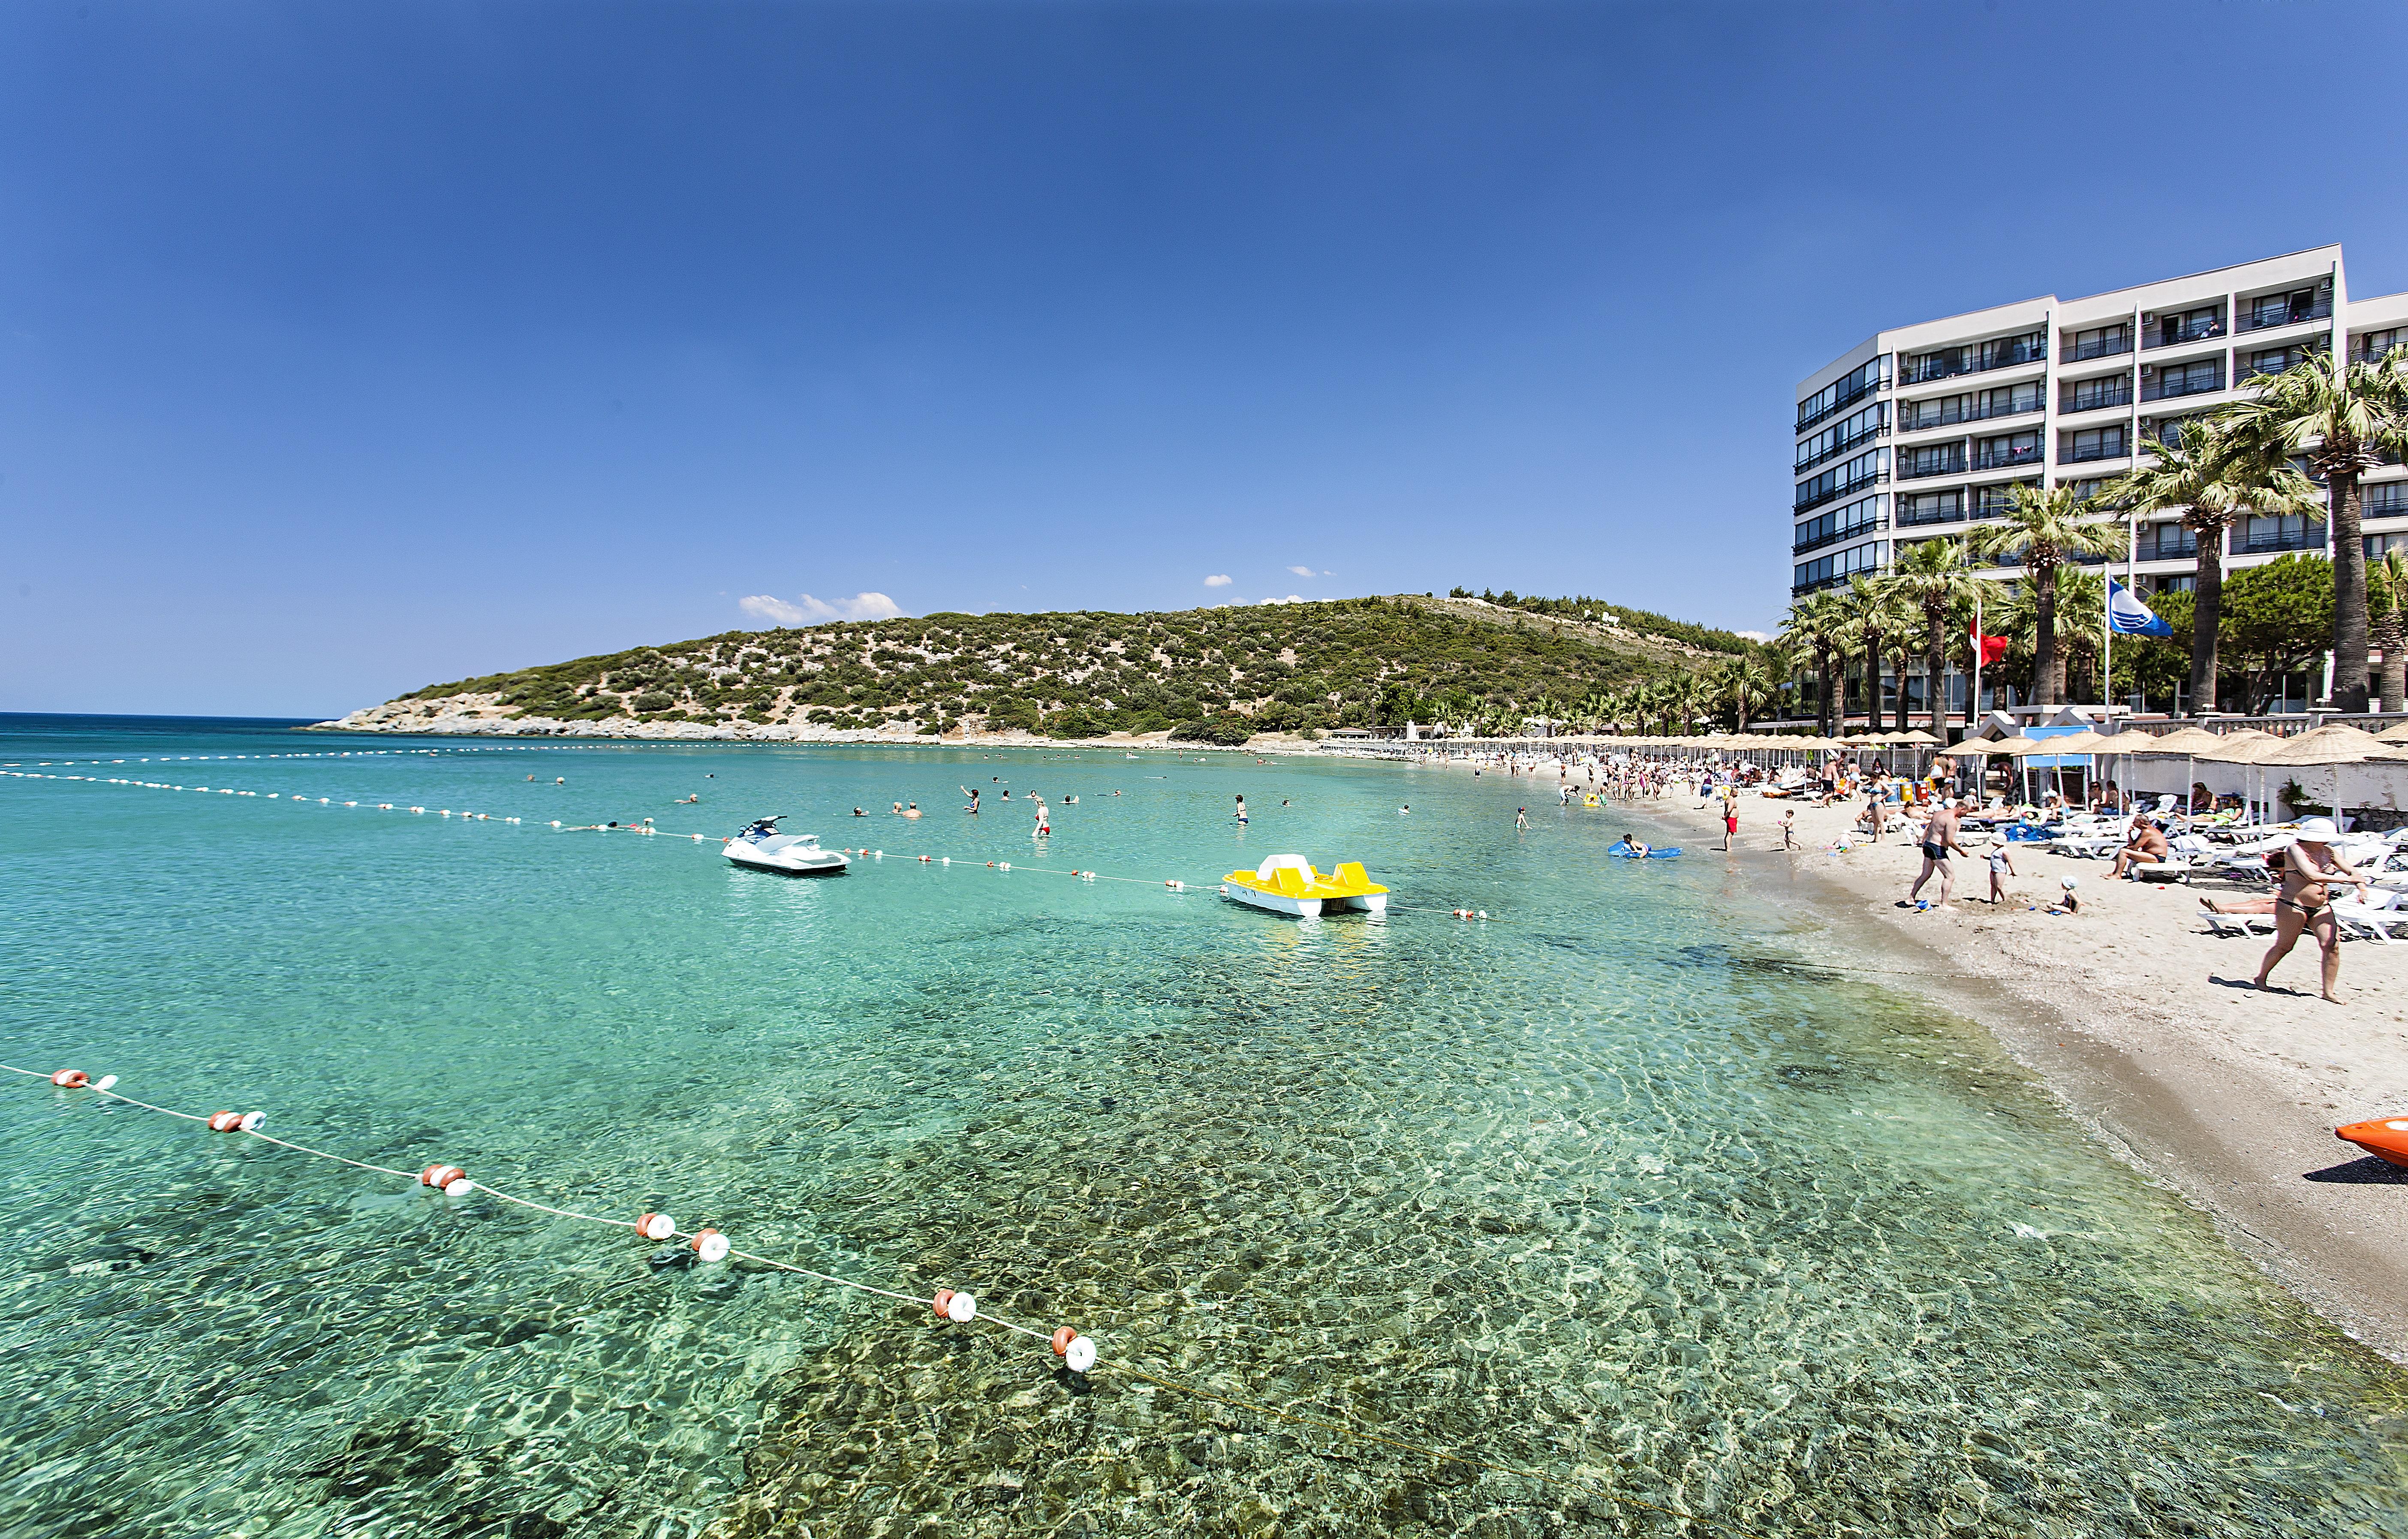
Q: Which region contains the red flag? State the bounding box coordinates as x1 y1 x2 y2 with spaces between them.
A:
1969 621 2008 666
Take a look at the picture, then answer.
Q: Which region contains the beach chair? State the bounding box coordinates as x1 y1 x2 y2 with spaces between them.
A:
2197 905 2273 937
2333 891 2408 943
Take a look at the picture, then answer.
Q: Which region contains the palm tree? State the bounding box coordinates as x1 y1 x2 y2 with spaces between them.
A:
1779 592 1848 736
2374 548 2408 713
1967 484 2127 708
1836 576 1910 731
2227 348 2408 710
1886 537 1993 734
2109 416 2319 713
1716 656 1773 731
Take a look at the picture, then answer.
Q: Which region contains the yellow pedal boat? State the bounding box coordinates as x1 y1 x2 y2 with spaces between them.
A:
1220 854 1388 918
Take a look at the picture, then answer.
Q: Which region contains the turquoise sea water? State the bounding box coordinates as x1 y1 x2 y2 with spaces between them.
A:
2 713 2404 1539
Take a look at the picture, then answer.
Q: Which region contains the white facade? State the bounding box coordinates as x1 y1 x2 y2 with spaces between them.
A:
1794 247 2408 646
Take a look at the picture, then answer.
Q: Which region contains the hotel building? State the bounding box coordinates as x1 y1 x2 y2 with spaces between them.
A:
1792 245 2408 713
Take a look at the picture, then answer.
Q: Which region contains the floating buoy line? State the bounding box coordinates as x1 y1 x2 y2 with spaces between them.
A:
3 1060 1099 1373
3 1060 1752 1537
2 745 588 769
5 770 1496 918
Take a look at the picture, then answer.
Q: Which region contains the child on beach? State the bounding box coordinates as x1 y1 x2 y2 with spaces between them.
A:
1779 809 1796 850
1987 841 2015 903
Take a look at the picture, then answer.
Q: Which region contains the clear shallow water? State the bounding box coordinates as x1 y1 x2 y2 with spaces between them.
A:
1 714 2404 1539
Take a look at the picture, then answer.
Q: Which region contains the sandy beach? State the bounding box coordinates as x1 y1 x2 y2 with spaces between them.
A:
1513 768 2408 1361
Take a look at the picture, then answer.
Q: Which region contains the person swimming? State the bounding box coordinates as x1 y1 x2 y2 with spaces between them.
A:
903 802 921 819
851 807 868 816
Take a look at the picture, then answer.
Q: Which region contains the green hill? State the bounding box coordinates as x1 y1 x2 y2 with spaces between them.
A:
349 593 1739 740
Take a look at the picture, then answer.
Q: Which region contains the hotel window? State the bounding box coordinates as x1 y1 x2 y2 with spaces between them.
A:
1793 540 1885 593
2146 357 2223 399
2240 512 2325 553
1974 480 2038 518
2064 425 2128 463
2064 322 2132 362
1901 442 1966 478
2242 340 2324 381
2137 522 2197 561
1974 430 2041 470
2357 328 2405 364
1896 489 1963 527
2367 531 2408 562
2152 305 2222 347
1979 380 2044 417
2063 372 2132 413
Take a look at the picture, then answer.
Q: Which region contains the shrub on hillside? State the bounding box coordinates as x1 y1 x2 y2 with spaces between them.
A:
1171 713 1255 746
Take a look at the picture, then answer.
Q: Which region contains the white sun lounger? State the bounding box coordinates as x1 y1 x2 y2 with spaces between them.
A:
2198 906 2273 937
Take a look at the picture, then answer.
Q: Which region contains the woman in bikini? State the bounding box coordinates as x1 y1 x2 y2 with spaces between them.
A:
2254 819 2369 1002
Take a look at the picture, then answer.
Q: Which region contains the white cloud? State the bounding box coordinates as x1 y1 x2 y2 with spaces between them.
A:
1203 574 1233 587
1286 565 1315 577
1737 629 1771 643
1256 594 1305 605
739 591 906 627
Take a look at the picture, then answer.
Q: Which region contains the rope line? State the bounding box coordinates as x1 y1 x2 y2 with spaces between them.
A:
3 1058 1767 1534
7 771 1495 917
2 746 581 769
6 1063 1066 1354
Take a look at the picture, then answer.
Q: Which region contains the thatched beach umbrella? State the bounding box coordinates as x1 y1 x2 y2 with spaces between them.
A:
2376 720 2408 745
2253 724 2405 832
2123 726 2232 816
2199 730 2285 824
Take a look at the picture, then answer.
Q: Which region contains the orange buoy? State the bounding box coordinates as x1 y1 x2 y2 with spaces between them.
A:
2337 1117 2408 1167
420 1164 472 1194
1050 1325 1076 1355
49 1069 90 1088
208 1111 243 1131
635 1211 676 1241
691 1227 730 1262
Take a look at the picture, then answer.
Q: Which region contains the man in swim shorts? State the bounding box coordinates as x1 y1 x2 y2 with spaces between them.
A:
1908 798 1966 907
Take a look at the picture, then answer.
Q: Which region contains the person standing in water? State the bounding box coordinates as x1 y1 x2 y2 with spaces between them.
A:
1032 796 1050 837
1515 807 1528 830
1234 795 1247 824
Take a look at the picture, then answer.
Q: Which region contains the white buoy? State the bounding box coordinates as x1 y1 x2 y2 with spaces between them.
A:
945 1290 977 1322
691 1228 731 1263
1065 1334 1097 1372
636 1211 676 1241
93 1075 116 1091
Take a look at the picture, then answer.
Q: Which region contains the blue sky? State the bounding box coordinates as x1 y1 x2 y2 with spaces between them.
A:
6 0 2407 715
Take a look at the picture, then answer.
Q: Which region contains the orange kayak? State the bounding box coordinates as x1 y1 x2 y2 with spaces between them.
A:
2336 1118 2408 1166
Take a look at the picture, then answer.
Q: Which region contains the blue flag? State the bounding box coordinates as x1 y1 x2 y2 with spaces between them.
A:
2107 578 2174 637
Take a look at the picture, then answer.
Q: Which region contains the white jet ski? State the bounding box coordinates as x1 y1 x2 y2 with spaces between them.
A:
725 816 849 876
